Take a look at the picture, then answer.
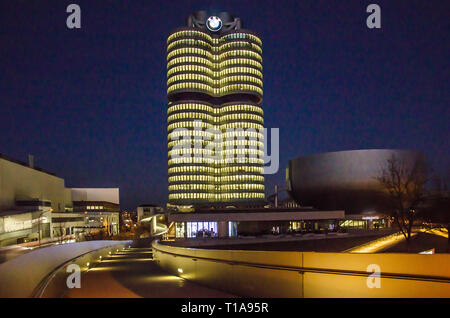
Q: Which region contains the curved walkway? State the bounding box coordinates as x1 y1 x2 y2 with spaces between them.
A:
63 247 235 298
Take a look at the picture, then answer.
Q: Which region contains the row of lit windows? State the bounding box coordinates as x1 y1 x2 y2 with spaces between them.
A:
222 131 264 139
169 175 215 182
219 122 264 130
219 41 262 54
216 158 265 165
167 74 262 87
168 185 266 193
220 114 263 123
167 82 208 94
168 155 265 165
167 103 263 116
219 175 265 182
168 103 213 114
169 184 216 191
167 39 262 54
168 130 214 140
167 48 213 61
221 75 262 86
168 112 214 123
168 154 265 164
168 141 213 150
168 139 264 150
221 148 265 156
168 148 215 156
87 206 104 210
168 185 266 192
168 56 213 69
169 157 264 165
168 129 264 138
220 33 262 46
169 184 265 192
167 129 265 139
167 139 216 149
167 82 263 96
167 39 212 52
168 129 264 141
167 73 214 86
168 165 264 174
169 193 214 200
223 140 264 148
168 192 265 201
220 166 264 174
168 146 264 161
220 66 262 78
168 120 214 131
222 83 263 95
167 56 262 70
169 174 264 182
168 112 263 124
168 158 215 165
219 104 263 115
167 65 262 79
169 138 264 147
169 166 215 174
218 184 265 191
168 30 213 44
168 47 262 62
167 31 262 47
167 48 262 63
220 50 262 62
168 65 213 77
168 146 264 157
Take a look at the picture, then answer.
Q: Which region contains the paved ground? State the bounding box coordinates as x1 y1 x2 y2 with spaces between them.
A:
63 247 235 298
202 233 391 252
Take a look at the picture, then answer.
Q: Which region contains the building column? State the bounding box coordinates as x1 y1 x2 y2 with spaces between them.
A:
218 221 228 238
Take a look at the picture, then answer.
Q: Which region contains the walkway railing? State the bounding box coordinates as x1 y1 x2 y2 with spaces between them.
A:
152 241 450 297
0 240 131 297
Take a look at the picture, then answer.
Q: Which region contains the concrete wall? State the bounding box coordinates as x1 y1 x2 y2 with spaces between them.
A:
152 241 450 298
0 157 68 212
71 188 119 205
0 240 131 297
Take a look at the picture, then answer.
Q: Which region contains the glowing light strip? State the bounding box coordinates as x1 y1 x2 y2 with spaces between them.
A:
346 232 418 253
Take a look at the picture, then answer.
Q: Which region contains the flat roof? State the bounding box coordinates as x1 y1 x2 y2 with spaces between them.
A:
169 210 345 222
0 153 57 177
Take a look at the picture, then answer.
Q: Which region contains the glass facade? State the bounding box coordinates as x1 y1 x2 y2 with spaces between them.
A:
167 25 265 205
187 222 218 238
228 221 238 237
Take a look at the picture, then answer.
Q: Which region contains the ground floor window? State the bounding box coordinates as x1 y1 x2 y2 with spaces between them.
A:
175 222 185 238
228 221 237 237
187 222 218 238
339 220 368 229
289 221 336 232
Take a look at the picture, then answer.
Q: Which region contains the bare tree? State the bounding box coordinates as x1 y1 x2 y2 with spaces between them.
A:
376 154 428 247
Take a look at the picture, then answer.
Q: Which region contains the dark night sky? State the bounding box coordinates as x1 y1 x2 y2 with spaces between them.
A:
0 1 448 210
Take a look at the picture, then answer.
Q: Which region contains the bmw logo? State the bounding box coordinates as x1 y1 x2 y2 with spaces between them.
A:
206 16 222 32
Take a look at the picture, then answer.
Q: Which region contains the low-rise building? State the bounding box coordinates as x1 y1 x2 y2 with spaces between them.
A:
0 153 120 246
137 204 164 222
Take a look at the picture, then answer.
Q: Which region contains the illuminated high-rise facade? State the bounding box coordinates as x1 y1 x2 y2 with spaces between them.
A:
167 11 264 206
